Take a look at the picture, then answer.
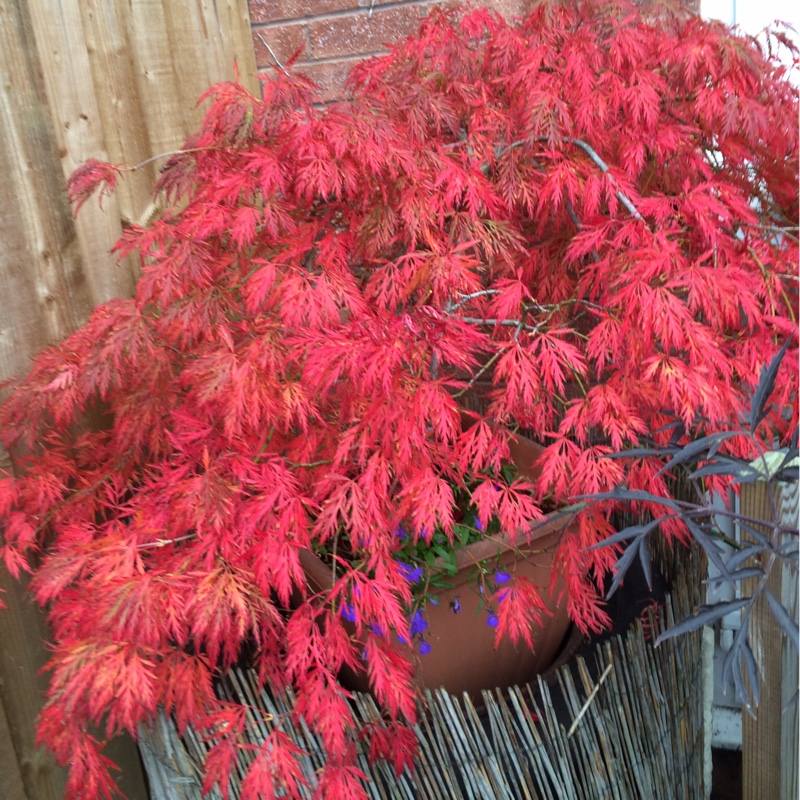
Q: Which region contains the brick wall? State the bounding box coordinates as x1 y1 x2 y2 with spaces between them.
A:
249 0 537 102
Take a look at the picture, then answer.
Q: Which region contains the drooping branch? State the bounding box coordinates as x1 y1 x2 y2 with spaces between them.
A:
565 138 646 223
491 137 647 224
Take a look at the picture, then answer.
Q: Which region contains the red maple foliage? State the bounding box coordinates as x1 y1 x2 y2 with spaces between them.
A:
1 2 798 797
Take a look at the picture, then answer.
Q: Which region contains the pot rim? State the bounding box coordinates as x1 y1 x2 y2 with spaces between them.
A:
449 512 573 569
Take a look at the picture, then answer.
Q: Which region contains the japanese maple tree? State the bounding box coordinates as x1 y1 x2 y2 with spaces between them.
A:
1 1 797 797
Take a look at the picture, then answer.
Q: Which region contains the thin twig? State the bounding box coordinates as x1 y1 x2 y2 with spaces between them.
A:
566 198 601 263
286 459 333 469
127 147 215 173
430 351 440 380
460 317 541 332
137 533 197 550
567 662 613 737
492 136 646 224
566 138 645 222
748 245 797 323
256 33 290 76
452 350 502 399
445 289 501 313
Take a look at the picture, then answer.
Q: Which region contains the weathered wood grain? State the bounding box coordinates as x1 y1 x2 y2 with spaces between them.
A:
742 480 799 800
0 3 258 798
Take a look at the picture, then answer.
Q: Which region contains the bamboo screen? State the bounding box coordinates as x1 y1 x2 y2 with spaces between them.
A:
139 550 707 800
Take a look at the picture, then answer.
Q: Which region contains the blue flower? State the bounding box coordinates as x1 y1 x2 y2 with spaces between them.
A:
397 561 424 584
419 641 431 655
410 609 428 637
486 611 499 628
494 569 511 584
341 603 357 623
394 524 407 540
497 588 511 604
370 623 384 637
450 597 461 614
473 515 483 532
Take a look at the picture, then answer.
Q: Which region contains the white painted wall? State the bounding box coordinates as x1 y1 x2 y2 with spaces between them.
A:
701 0 798 34
701 0 799 81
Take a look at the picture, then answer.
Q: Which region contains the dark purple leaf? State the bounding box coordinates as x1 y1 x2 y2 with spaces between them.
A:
667 419 687 446
655 597 749 645
750 337 793 433
720 628 759 717
684 518 734 586
690 458 761 481
764 588 799 653
602 446 672 460
705 567 763 587
588 518 664 550
655 431 740 477
778 539 799 561
639 534 652 590
735 522 771 549
576 488 682 511
606 537 642 599
740 641 760 710
725 544 763 572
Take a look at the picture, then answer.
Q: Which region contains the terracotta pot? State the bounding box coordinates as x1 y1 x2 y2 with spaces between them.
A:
299 429 577 699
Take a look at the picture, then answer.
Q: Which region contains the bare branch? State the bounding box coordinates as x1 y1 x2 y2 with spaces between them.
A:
492 137 646 224
256 33 290 77
452 350 502 399
566 138 645 222
460 317 541 333
445 289 501 313
128 146 215 173
136 533 197 549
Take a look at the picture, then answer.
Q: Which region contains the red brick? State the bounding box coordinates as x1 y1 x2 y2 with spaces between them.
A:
432 0 535 21
357 0 532 20
310 6 427 60
294 58 360 102
485 0 538 19
252 24 308 68
250 0 358 24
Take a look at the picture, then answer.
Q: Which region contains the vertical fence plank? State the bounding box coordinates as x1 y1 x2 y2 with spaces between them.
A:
0 4 92 797
79 0 161 221
741 480 799 800
0 694 27 800
0 571 67 800
25 0 138 306
0 0 92 381
0 3 258 797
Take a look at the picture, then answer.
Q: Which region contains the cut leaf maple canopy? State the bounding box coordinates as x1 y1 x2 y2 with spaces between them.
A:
1 1 798 797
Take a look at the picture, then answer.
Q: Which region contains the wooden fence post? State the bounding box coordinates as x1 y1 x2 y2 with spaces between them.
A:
741 478 799 800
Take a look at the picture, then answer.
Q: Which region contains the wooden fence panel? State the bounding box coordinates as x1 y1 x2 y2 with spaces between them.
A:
742 480 800 800
0 2 257 798
26 0 137 305
0 0 90 382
